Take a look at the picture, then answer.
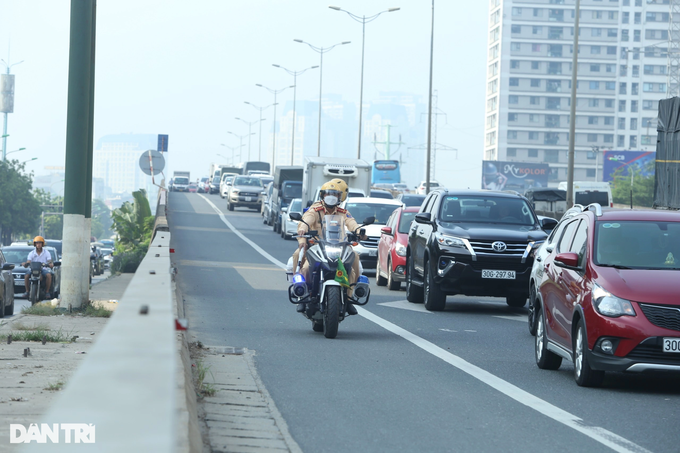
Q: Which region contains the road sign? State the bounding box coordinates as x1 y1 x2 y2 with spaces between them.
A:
157 134 169 152
139 150 165 175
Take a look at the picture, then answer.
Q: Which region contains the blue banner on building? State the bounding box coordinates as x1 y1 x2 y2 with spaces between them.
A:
602 150 655 182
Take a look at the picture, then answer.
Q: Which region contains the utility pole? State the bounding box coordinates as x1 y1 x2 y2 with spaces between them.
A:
372 124 404 160
61 0 97 308
566 0 581 207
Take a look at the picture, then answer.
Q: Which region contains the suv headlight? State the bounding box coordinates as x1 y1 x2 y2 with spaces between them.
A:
592 284 636 317
231 190 239 195
395 243 407 257
435 233 466 248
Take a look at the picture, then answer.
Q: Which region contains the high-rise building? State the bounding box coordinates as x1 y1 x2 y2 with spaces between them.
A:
485 0 670 185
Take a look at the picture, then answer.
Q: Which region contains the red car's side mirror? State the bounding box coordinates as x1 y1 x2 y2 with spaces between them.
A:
554 252 579 269
381 227 393 235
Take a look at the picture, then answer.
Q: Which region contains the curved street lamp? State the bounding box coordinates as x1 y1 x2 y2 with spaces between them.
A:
272 64 319 165
227 131 255 163
243 102 275 161
294 39 351 156
5 147 26 160
255 84 293 170
329 6 400 159
235 117 263 160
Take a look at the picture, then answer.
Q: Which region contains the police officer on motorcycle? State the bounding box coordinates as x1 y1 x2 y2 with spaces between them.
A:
293 179 366 315
21 236 54 299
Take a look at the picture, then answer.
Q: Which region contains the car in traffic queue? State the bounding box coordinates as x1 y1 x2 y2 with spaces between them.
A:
197 177 209 193
396 193 426 208
416 180 442 195
370 189 394 199
220 174 236 199
533 204 680 387
226 176 264 212
280 198 303 240
1 245 62 298
0 249 15 317
406 189 557 311
392 183 411 194
209 175 221 194
261 182 275 225
527 206 583 335
342 197 404 269
188 183 198 193
376 206 420 290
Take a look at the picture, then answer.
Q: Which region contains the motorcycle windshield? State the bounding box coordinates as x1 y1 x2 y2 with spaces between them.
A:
322 215 347 244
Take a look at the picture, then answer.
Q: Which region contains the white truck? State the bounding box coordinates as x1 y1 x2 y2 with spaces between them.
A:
172 171 191 192
301 157 372 208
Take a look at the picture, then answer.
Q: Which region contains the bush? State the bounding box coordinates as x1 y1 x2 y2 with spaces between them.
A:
110 246 147 273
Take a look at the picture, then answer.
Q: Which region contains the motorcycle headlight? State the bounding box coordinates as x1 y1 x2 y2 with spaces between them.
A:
395 243 407 257
326 246 342 260
592 284 636 317
436 233 466 248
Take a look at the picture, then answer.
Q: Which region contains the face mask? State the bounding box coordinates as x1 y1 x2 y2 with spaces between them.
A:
324 195 338 206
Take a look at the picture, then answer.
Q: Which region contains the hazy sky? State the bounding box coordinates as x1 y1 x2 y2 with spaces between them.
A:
0 0 489 189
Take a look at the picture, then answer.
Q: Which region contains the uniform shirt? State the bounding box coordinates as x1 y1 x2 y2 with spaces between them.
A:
27 248 53 265
297 202 360 245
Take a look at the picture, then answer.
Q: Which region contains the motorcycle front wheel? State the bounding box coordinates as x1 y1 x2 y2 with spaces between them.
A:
29 282 39 305
323 286 341 339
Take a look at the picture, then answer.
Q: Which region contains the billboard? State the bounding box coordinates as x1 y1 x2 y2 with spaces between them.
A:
482 161 549 193
602 150 656 182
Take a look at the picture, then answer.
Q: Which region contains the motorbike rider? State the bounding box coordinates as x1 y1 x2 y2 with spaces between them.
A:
293 178 366 315
21 236 54 299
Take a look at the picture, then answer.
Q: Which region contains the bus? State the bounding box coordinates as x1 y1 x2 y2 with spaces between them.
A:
239 161 271 175
371 160 400 185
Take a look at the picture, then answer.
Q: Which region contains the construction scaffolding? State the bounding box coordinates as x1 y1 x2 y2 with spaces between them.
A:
668 0 680 97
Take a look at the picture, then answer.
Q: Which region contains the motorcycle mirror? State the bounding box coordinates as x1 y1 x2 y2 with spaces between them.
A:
53 262 62 267
289 212 302 221
359 228 366 236
362 216 375 225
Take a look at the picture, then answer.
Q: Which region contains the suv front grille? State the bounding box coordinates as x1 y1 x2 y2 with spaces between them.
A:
468 240 529 258
626 343 680 365
359 236 380 248
639 304 680 332
239 192 260 197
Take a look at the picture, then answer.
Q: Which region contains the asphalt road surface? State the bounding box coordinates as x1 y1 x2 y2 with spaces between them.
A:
170 192 679 453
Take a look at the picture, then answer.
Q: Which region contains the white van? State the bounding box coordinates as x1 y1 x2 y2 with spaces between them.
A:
558 181 613 207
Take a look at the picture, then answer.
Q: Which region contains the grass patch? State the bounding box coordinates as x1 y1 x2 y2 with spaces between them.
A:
8 327 73 343
21 301 112 318
194 360 217 397
12 322 50 331
44 381 64 391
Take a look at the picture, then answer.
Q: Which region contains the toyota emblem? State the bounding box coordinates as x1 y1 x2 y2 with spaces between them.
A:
492 241 507 252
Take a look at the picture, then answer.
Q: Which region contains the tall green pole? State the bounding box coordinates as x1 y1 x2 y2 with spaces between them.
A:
62 0 96 308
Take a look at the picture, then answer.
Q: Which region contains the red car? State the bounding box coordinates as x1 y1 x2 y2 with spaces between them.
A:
188 184 198 193
534 204 680 387
376 206 419 290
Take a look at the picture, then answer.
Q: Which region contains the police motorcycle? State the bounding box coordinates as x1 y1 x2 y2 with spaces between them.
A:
288 213 374 339
28 262 59 305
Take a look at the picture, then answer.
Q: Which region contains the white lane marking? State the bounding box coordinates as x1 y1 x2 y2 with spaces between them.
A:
464 330 477 333
377 300 432 314
439 329 457 333
195 194 650 453
493 315 526 322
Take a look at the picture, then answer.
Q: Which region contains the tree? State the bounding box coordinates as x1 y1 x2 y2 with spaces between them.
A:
110 189 154 273
92 199 112 240
0 160 41 245
611 161 655 208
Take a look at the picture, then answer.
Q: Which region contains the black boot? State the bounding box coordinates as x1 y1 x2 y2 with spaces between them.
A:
346 303 358 316
297 303 306 313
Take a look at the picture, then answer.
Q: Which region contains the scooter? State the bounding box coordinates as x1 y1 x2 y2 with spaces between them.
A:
288 213 374 339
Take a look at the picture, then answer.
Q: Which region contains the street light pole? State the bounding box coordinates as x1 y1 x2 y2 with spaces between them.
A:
235 117 262 161
220 144 243 165
256 84 293 171
566 0 581 207
329 6 400 160
1 58 24 161
294 39 351 157
244 101 275 162
425 0 435 195
273 64 319 166
227 131 255 163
